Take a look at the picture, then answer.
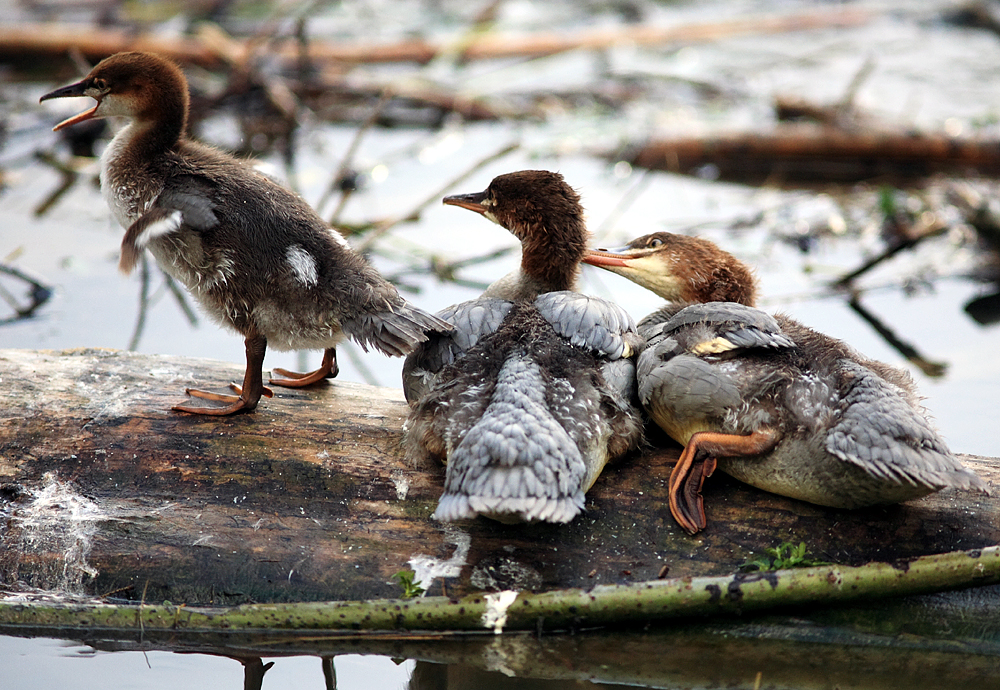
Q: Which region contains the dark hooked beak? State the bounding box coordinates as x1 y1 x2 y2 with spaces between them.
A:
442 190 489 214
39 78 100 132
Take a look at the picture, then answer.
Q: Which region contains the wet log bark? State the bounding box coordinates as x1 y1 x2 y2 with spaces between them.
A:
0 348 997 609
0 9 869 68
619 128 1000 185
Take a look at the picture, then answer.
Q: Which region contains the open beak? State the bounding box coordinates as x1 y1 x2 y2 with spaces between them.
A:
443 190 489 214
39 79 100 132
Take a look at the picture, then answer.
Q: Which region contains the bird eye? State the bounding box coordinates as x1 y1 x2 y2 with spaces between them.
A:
648 238 663 248
93 78 107 91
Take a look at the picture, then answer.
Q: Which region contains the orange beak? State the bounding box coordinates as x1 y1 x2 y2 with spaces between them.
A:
39 79 100 132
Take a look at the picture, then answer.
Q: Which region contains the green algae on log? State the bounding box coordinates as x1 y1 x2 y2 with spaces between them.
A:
0 348 997 608
1 547 998 633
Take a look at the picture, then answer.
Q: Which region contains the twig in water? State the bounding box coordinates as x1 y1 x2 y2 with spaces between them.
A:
4 546 998 633
848 294 947 378
127 254 151 351
355 141 520 253
0 263 53 324
163 272 200 327
33 151 80 217
838 55 876 112
239 657 274 690
138 578 149 644
321 656 337 690
591 167 653 243
125 260 199 348
341 341 379 386
382 245 516 294
833 213 947 287
321 90 394 223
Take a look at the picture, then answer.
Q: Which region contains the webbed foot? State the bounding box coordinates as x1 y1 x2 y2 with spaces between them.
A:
269 348 338 388
667 428 780 534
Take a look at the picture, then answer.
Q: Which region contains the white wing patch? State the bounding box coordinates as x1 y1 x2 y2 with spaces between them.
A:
136 209 183 248
286 244 319 287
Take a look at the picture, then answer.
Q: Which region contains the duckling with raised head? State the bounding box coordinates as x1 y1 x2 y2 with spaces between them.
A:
404 171 643 524
583 232 988 534
40 51 450 415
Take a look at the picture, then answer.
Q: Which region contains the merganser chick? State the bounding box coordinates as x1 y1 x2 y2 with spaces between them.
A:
583 232 988 534
403 171 643 523
40 52 450 415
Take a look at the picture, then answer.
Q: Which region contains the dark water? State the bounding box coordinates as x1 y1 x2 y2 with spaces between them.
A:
3 0 1000 687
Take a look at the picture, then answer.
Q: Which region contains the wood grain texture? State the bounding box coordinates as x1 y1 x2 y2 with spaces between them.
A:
0 348 996 606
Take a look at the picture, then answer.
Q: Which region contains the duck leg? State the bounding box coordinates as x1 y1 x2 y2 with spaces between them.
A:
269 347 339 388
668 428 780 534
173 333 272 415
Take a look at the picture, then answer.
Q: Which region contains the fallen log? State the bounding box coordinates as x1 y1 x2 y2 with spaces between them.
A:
0 9 870 68
617 128 1000 185
0 347 996 614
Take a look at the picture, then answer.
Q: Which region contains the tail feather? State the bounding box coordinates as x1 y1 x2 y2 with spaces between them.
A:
829 360 989 495
433 354 589 524
432 493 583 524
343 301 453 357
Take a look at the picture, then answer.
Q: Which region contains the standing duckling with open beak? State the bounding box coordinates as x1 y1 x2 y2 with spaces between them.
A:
583 232 988 534
404 171 643 524
40 51 451 415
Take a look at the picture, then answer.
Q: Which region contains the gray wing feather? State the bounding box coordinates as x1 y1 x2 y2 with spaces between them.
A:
600 357 638 406
402 298 512 404
827 360 987 492
638 340 742 423
158 182 219 230
642 302 795 351
534 291 638 359
118 179 220 273
445 299 514 351
432 353 588 523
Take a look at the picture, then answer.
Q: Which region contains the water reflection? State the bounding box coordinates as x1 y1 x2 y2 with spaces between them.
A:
6 617 1000 690
0 263 52 325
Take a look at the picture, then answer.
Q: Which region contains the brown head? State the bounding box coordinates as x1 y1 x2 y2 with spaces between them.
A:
582 232 758 306
443 170 587 294
40 51 189 152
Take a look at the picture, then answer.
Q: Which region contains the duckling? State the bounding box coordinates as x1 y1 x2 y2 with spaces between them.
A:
404 171 643 523
583 232 988 534
40 52 450 415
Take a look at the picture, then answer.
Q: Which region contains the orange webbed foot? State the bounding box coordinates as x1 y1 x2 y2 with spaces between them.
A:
668 444 716 534
269 348 338 388
171 383 272 415
667 428 780 534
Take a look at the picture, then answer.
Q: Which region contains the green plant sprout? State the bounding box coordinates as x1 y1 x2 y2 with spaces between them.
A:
740 541 831 572
392 569 426 598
